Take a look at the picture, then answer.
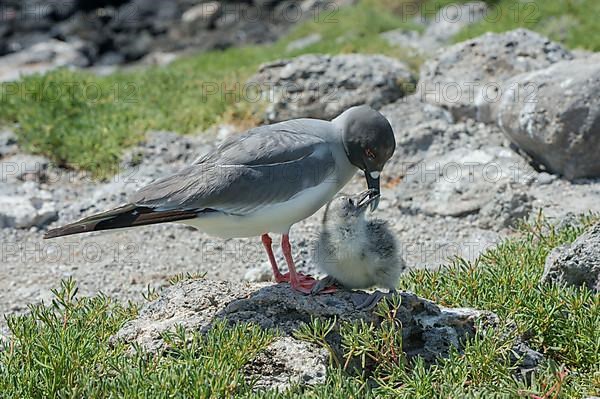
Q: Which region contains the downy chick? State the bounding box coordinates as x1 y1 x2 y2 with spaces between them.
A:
312 189 406 308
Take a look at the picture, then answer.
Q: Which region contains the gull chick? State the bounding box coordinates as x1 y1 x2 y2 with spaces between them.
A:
312 189 406 308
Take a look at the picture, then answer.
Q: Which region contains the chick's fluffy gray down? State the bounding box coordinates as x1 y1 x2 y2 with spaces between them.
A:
313 196 406 290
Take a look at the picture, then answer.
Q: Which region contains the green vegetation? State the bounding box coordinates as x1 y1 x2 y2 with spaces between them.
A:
442 0 600 51
2 216 598 398
0 2 411 178
0 0 599 177
400 213 600 370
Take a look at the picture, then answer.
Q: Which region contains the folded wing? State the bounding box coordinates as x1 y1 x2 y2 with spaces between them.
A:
131 119 339 214
45 119 339 239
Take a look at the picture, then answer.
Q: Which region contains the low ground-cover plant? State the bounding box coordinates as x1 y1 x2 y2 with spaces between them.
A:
1 215 598 398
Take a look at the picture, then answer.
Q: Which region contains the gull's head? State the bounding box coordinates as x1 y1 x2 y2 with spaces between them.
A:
325 189 380 225
335 105 396 211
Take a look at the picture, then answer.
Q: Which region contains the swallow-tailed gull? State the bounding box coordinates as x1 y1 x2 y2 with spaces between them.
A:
45 105 396 293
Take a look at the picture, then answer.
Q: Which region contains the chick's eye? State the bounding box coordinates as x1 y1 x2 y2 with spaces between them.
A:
347 198 353 206
365 148 376 160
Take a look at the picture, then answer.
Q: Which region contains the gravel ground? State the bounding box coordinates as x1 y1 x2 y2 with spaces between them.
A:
2 125 600 336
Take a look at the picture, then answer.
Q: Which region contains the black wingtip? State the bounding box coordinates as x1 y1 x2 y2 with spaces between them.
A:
43 223 96 239
42 205 200 239
43 230 56 240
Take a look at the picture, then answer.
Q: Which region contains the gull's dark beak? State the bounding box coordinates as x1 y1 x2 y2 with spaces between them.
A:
356 188 380 212
364 171 381 211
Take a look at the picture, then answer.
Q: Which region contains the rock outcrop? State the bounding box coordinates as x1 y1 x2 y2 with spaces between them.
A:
0 0 354 72
113 279 541 390
477 183 534 231
0 183 57 229
249 54 414 122
541 222 600 292
245 337 328 391
394 146 534 218
418 29 573 121
0 39 89 82
497 55 600 180
115 280 493 357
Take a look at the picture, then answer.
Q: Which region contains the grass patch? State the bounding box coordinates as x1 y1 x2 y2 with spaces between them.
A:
1 216 599 397
427 0 600 51
0 279 274 398
399 213 600 370
0 1 411 179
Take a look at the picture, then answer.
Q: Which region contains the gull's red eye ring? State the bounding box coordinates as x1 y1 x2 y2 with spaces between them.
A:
365 148 376 160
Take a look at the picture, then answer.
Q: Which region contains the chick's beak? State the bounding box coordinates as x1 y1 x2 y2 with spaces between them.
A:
356 188 380 212
364 171 381 211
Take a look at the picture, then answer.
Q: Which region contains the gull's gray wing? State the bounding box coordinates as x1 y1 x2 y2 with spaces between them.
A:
193 119 331 166
130 119 340 214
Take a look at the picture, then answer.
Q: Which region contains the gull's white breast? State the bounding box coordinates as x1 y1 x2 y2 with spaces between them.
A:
182 160 357 238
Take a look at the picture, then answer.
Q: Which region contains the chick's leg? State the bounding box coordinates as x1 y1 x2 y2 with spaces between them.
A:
356 289 397 311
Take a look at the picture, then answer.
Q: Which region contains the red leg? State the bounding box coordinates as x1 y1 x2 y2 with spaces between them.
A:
261 234 286 283
281 234 319 294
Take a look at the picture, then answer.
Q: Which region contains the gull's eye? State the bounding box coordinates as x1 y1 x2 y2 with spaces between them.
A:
347 198 353 206
365 148 376 160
